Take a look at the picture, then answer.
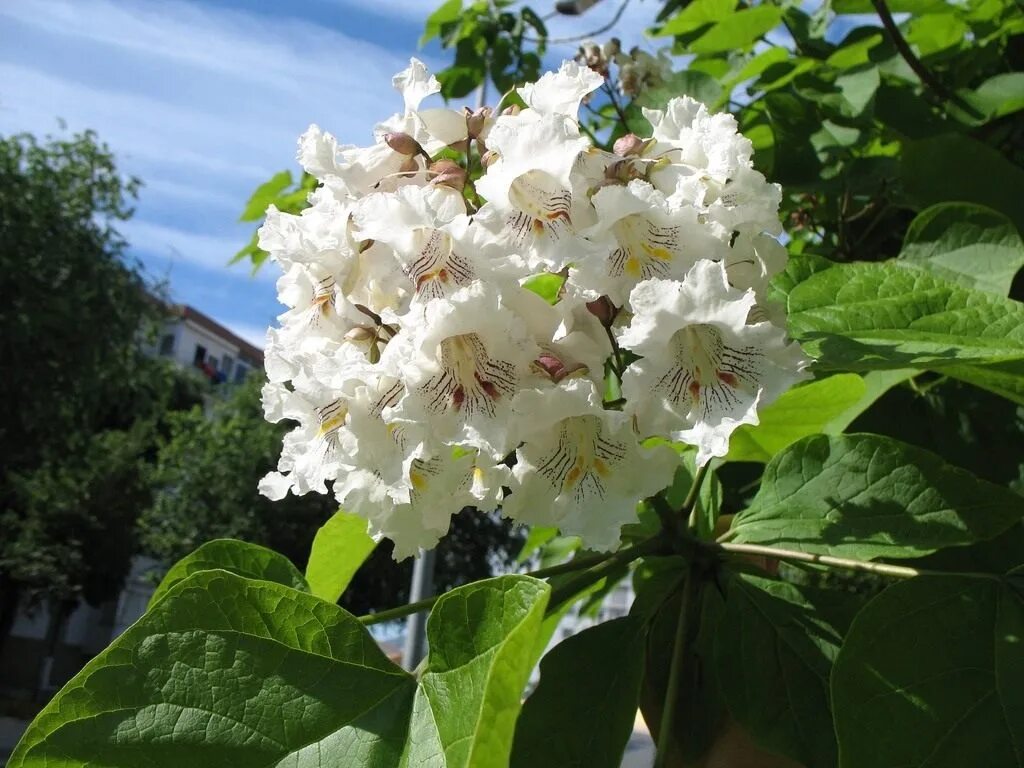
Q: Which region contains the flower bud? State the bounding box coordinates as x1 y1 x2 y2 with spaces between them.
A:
429 159 466 192
344 326 378 345
465 106 492 140
603 38 621 57
398 155 421 175
384 131 421 156
585 296 616 326
613 133 645 157
501 104 521 117
357 238 375 253
532 352 588 383
480 149 500 168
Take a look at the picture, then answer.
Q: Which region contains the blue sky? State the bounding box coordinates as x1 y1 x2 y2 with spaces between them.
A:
0 0 662 346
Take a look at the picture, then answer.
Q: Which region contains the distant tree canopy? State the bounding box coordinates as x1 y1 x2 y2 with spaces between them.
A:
142 375 525 615
0 131 205 639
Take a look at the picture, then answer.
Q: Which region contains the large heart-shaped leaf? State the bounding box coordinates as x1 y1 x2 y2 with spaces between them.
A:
12 572 550 768
728 434 1024 560
832 573 1024 767
715 573 865 768
786 261 1024 372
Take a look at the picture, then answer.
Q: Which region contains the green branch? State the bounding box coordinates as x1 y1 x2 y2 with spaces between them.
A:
654 560 700 768
359 534 668 626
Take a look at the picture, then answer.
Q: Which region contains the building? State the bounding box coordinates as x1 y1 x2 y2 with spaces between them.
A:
1 304 263 706
151 304 263 384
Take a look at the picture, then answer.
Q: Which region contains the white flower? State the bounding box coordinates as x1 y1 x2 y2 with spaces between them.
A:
504 379 679 549
619 260 810 465
383 281 542 457
517 60 604 121
573 179 727 304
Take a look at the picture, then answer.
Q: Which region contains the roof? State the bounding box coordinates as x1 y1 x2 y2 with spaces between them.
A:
170 304 264 366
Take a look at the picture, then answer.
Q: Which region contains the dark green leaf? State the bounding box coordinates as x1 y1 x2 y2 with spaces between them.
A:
511 617 645 768
901 134 1024 232
148 538 308 609
12 571 414 767
305 509 377 604
716 573 864 767
638 70 722 111
832 574 1024 767
729 433 1024 560
900 202 1024 296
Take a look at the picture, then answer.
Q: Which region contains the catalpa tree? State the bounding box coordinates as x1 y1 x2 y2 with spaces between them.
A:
12 0 1024 766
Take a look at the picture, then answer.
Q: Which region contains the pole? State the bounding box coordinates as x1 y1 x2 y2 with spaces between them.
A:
401 548 436 670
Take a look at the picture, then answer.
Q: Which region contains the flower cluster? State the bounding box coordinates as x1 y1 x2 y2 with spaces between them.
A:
259 59 809 557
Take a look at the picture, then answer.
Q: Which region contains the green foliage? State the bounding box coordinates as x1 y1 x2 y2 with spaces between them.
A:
832 573 1024 767
729 433 1024 559
0 130 205 623
511 617 645 768
10 572 549 767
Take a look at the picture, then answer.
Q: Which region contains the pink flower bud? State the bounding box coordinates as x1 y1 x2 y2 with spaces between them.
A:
384 132 421 156
613 133 645 157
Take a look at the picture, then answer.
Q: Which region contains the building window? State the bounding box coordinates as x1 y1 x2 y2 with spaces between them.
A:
221 355 234 377
158 334 175 356
234 365 248 383
193 345 207 366
208 356 219 371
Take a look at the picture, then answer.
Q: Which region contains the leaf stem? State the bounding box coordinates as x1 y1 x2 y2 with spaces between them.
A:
869 0 983 120
707 540 1000 581
682 463 711 533
654 562 700 768
359 535 668 626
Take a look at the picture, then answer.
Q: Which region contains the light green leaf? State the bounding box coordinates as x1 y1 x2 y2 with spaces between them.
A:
522 272 565 304
511 617 645 768
420 0 462 46
728 433 1024 560
239 170 292 222
900 202 1024 296
727 374 868 462
655 0 736 36
148 538 308 609
716 574 864 768
786 261 1024 371
832 574 1024 767
516 525 558 564
959 72 1024 123
688 5 784 53
405 575 550 768
901 134 1024 232
904 12 968 57
13 571 415 767
306 509 377 604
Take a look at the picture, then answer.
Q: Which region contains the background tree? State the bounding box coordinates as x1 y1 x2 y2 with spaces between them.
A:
140 376 524 615
0 131 205 657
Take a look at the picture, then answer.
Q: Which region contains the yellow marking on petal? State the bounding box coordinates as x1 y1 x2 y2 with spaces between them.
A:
410 469 429 491
641 242 673 261
318 414 346 436
624 256 641 277
593 458 611 477
473 466 484 484
564 464 583 489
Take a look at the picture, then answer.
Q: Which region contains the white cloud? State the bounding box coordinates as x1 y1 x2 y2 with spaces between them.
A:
119 218 272 280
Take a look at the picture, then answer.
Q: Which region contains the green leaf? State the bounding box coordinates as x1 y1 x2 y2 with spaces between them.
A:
13 570 415 767
832 574 1024 767
901 134 1024 232
13 572 551 768
238 170 292 222
638 70 722 111
786 261 1024 371
726 374 867 462
728 433 1024 560
406 575 550 768
831 0 948 12
420 0 462 46
522 272 565 304
511 617 645 768
944 359 1024 405
516 525 558 564
716 573 864 768
958 72 1024 124
148 538 308 609
900 202 1024 296
305 509 377 604
688 5 784 53
655 0 736 37
905 12 968 57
